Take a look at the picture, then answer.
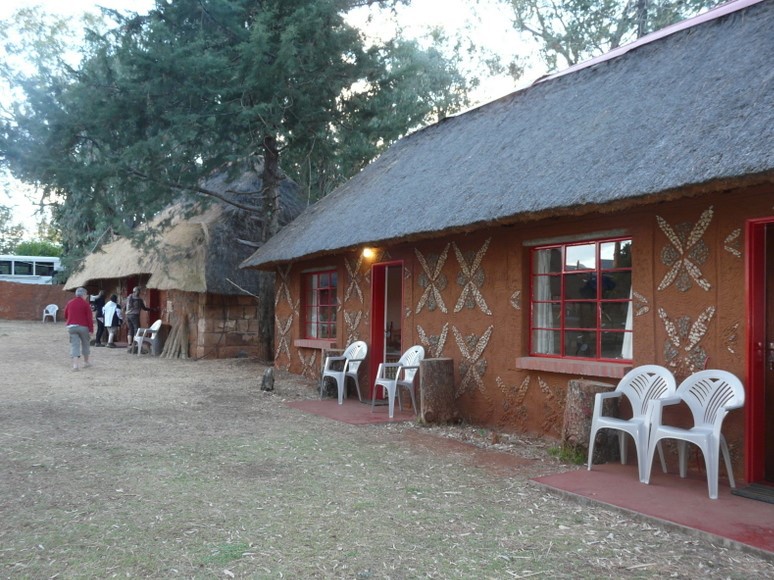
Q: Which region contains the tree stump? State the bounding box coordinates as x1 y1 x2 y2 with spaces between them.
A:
419 358 456 424
562 379 619 464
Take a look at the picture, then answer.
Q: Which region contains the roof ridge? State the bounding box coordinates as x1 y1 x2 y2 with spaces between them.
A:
534 0 765 85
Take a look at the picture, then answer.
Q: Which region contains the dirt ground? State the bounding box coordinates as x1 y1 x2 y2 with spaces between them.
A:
1 320 772 578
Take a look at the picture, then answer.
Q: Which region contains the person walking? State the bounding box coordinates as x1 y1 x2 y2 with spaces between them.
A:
124 286 150 352
64 287 94 371
103 294 123 348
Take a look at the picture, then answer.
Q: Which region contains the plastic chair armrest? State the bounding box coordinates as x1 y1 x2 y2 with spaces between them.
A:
323 356 346 371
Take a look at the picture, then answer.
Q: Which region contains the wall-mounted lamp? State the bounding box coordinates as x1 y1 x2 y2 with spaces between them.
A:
362 247 375 259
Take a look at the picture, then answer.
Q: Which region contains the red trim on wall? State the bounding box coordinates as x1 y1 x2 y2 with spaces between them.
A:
745 217 772 483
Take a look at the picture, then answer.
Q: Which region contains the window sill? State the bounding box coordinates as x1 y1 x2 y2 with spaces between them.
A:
516 357 631 379
294 338 337 350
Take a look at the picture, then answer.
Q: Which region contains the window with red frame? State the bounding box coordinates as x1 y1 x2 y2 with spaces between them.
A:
530 238 633 361
303 270 338 339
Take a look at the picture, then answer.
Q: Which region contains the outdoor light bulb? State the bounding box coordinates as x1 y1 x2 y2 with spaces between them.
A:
362 247 375 259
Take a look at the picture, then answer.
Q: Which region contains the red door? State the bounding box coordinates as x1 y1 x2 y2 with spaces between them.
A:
746 217 774 484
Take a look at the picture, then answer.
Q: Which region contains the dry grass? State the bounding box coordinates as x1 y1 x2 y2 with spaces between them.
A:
0 321 771 578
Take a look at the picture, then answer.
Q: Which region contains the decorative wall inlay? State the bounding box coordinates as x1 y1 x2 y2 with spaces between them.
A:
509 290 521 310
724 228 742 258
453 238 492 315
415 245 450 314
657 206 713 292
298 349 318 380
417 323 449 358
658 306 716 377
344 255 365 303
344 310 363 344
538 377 562 437
632 290 650 316
453 324 494 397
275 314 293 368
404 307 412 319
275 264 293 308
723 322 740 354
496 375 530 423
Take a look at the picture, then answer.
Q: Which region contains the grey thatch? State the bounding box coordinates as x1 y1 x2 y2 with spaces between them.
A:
66 165 304 292
241 0 774 270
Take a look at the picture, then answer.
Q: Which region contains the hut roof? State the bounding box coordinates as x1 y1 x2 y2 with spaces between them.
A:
241 0 774 270
66 165 304 292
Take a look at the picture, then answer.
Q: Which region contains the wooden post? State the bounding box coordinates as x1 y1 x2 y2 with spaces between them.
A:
562 379 619 464
419 358 456 424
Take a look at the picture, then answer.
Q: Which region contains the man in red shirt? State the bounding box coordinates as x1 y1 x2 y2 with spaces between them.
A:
64 287 94 371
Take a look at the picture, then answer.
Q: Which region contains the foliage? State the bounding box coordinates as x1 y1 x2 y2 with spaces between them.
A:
14 239 62 256
548 443 587 465
0 0 471 260
505 0 724 70
0 205 25 253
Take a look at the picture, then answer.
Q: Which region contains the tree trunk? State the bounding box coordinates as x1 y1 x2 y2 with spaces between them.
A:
261 134 282 242
419 358 457 424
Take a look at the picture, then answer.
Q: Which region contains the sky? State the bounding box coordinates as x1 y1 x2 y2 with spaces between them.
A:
0 0 538 236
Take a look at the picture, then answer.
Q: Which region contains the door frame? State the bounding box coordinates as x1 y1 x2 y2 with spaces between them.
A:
745 216 774 482
369 260 403 395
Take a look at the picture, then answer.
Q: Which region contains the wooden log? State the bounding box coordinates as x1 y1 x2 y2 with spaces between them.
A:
419 358 456 424
562 379 619 464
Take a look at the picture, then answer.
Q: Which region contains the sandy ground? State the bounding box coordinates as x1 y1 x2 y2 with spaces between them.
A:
1 320 772 578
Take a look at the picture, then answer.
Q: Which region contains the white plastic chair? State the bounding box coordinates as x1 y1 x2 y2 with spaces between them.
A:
644 369 745 499
371 345 424 419
587 365 676 483
133 319 162 356
321 341 368 404
42 304 58 323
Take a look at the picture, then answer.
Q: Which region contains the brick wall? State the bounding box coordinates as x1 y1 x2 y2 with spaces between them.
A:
0 281 70 321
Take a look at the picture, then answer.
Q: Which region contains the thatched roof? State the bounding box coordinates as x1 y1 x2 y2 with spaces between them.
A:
241 0 774 270
66 165 304 292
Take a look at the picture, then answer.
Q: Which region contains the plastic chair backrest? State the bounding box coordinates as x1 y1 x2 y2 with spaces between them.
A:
342 341 367 373
45 304 58 315
617 365 676 417
676 370 745 428
398 345 425 383
149 319 162 334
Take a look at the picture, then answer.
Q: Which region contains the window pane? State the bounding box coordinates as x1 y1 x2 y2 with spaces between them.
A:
601 240 632 269
564 273 596 300
601 302 630 330
319 273 329 287
532 330 560 355
533 248 562 273
565 302 597 329
0 261 10 275
601 331 627 359
565 244 595 270
532 275 561 300
602 271 631 299
14 261 33 275
565 331 597 358
35 262 55 276
532 302 561 328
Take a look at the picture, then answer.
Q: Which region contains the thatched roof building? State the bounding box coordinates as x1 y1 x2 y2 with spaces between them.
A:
65 164 304 360
67 165 304 292
241 0 773 270
234 0 774 486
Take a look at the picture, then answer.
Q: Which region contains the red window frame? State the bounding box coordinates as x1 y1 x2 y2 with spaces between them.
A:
529 238 633 361
302 269 338 339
